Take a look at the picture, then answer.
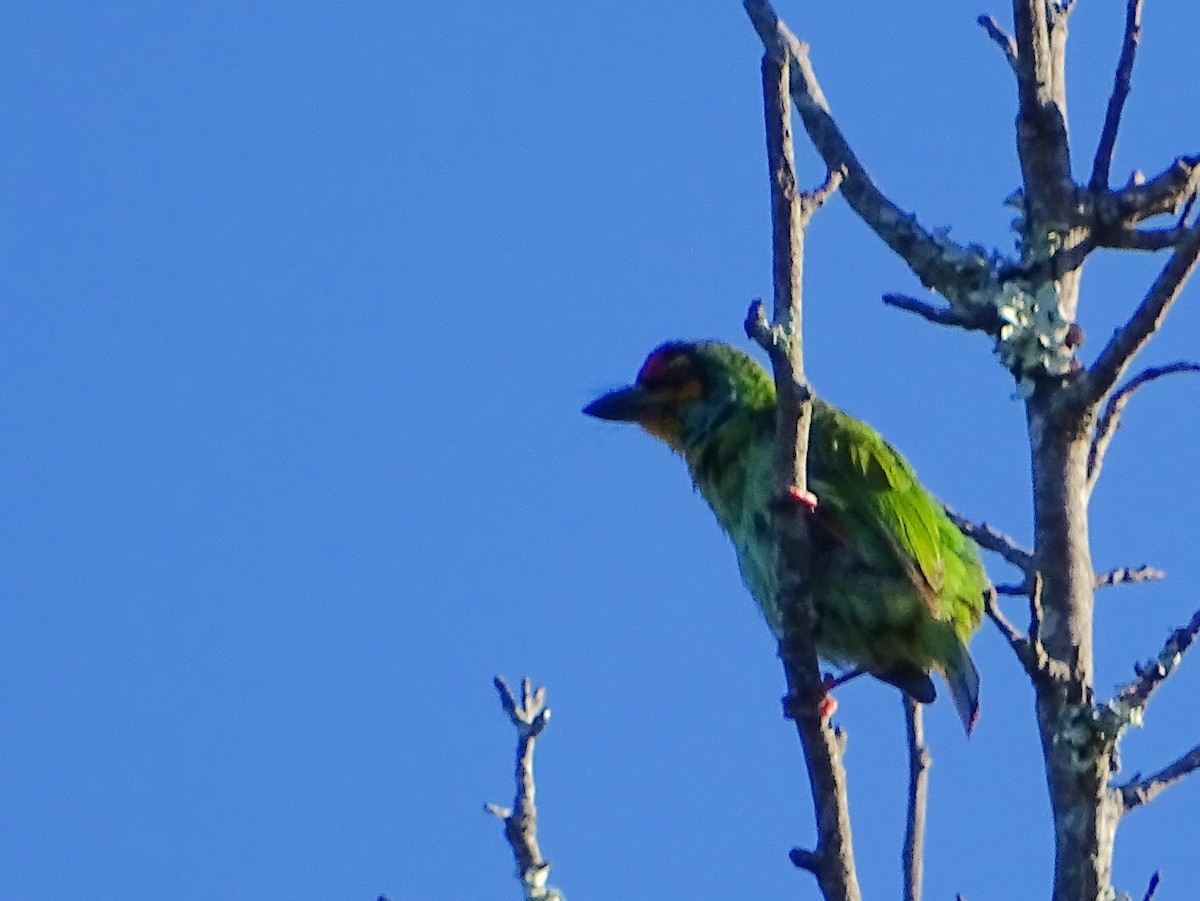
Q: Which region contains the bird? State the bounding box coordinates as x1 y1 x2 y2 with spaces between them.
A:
584 340 986 734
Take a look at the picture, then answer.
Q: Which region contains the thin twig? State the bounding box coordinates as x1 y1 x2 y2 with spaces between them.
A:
985 588 1026 649
1121 743 1200 812
1094 565 1166 589
994 565 1162 595
1090 0 1144 191
746 47 861 901
882 293 1001 333
995 582 1030 596
902 697 929 901
984 589 1040 682
984 581 1067 685
743 0 998 308
1113 608 1200 712
942 505 1034 572
486 677 563 901
1087 361 1200 492
976 14 1018 71
1076 224 1200 409
1141 871 1162 901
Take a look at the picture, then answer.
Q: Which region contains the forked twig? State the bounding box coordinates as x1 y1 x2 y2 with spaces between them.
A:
486 677 563 901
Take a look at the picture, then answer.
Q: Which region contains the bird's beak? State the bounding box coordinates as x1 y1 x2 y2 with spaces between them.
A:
582 385 664 423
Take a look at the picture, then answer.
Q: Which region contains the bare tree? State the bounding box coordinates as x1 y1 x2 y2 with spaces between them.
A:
742 1 1200 899
487 2 1199 899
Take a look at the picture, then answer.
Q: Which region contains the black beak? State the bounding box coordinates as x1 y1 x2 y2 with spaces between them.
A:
582 385 661 422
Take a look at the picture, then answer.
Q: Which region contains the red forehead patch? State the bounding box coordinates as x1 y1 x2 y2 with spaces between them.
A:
636 344 686 385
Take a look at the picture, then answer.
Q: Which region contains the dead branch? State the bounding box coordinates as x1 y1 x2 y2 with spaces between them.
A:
1095 225 1190 252
1104 154 1200 226
985 578 1072 686
1090 0 1144 191
1077 224 1200 410
995 581 1030 596
997 564 1163 597
1113 608 1200 712
745 45 860 901
902 698 929 901
882 293 1001 333
985 588 1045 683
1094 565 1166 589
1009 0 1075 231
1087 361 1200 491
1140 871 1162 901
1121 743 1200 812
742 0 998 307
486 677 563 901
942 505 1034 572
976 14 1018 71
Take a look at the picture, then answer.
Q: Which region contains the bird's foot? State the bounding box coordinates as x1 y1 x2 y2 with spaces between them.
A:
780 676 841 722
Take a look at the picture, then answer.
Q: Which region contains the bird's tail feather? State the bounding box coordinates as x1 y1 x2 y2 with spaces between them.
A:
943 642 981 736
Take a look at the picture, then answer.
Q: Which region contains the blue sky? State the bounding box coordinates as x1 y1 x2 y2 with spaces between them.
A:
2 2 1197 899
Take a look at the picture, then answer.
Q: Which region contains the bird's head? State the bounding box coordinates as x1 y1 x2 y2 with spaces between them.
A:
583 341 774 451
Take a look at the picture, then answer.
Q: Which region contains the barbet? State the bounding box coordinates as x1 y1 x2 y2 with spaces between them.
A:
585 341 986 734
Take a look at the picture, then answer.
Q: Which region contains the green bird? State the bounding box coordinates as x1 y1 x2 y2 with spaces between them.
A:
584 340 986 734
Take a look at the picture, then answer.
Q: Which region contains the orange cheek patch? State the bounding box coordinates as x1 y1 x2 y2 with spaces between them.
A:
639 415 684 451
674 379 703 404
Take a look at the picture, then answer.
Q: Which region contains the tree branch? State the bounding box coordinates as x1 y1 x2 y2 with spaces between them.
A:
1121 743 1200 812
999 563 1163 597
942 505 1034 572
1104 154 1200 226
743 0 998 307
984 582 1069 685
1094 565 1166 589
1112 608 1200 715
1087 361 1200 492
882 293 1001 333
902 697 929 901
1010 0 1075 230
1095 224 1190 252
1090 0 1144 191
745 47 861 901
486 677 564 901
977 14 1018 71
1076 224 1200 409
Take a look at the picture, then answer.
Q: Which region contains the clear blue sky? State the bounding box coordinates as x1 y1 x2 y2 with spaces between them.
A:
2 3 1197 899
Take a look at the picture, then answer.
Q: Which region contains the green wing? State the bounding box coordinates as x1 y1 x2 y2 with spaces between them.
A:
807 401 953 614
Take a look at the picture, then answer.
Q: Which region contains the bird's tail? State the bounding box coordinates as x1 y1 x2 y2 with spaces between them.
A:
942 641 981 736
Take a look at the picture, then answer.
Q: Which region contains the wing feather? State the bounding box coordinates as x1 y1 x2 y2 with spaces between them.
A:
808 402 947 613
